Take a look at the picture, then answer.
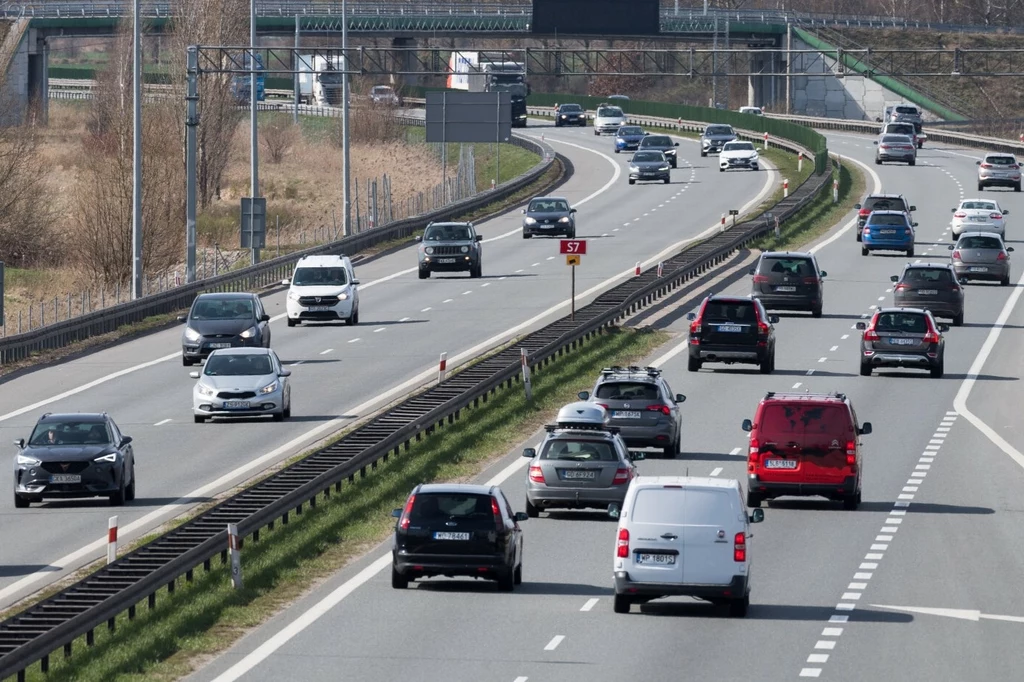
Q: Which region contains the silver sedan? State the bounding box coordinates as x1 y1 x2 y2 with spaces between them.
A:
190 348 292 423
950 231 1014 286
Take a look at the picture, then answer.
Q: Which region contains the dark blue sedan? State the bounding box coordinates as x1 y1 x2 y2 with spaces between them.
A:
614 126 646 153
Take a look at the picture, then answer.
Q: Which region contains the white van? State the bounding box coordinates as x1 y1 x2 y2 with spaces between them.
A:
611 476 763 617
283 255 360 327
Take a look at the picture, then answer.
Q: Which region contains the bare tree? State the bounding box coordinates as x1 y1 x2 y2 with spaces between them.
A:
261 112 298 164
0 120 56 265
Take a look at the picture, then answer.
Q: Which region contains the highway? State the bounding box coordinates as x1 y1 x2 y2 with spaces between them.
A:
184 132 1024 682
0 120 778 610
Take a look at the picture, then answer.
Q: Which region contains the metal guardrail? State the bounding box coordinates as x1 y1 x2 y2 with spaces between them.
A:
0 108 830 681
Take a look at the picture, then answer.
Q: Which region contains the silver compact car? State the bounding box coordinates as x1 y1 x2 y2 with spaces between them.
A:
949 231 1014 286
977 153 1021 192
873 134 917 166
523 402 644 518
522 196 577 239
190 348 292 423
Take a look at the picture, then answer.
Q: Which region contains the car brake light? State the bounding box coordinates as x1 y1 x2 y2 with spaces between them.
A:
613 468 631 485
646 404 671 416
846 440 856 456
981 163 993 168
952 249 961 261
491 496 504 531
757 317 770 335
617 528 630 558
894 283 910 291
858 208 871 216
399 494 415 530
752 274 769 283
802 276 818 284
863 315 880 341
734 532 746 562
991 213 1003 220
923 330 941 343
846 453 857 466
595 403 610 410
528 465 545 484
953 211 967 218
879 144 890 149
997 251 1008 261
1010 165 1020 170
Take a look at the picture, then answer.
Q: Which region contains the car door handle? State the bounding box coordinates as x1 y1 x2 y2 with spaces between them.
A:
660 533 678 540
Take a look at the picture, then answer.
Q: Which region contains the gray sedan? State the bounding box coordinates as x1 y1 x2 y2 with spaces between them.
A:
190 348 292 422
950 231 1014 286
628 151 672 185
874 134 917 166
522 196 576 239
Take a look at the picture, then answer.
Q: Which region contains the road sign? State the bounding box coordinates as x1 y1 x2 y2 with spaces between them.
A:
566 254 581 266
560 239 587 255
729 209 740 215
240 197 267 249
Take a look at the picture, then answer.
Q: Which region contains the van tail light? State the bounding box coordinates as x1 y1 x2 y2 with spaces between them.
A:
612 468 632 485
491 496 504 531
952 249 962 261
953 211 967 219
617 528 630 558
991 213 1004 220
748 438 760 473
846 454 857 466
399 495 415 530
734 532 746 562
997 251 1008 261
528 465 545 484
846 440 857 456
646 404 671 416
752 274 769 283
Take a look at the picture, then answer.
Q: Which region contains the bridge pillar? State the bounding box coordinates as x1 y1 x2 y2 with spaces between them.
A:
26 31 49 124
392 37 419 88
747 43 782 112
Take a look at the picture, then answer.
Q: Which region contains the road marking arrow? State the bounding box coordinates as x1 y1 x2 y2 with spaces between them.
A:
873 604 1024 623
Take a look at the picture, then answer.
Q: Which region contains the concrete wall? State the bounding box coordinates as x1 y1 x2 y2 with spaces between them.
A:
0 21 32 126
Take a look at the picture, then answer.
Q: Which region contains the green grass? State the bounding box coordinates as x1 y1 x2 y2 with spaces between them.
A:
403 126 540 190
738 145 816 224
11 327 668 682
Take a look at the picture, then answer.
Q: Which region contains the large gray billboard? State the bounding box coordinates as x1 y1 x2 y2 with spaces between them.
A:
425 91 512 144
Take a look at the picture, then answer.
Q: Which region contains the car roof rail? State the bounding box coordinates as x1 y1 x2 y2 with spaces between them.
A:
764 390 846 401
545 423 620 434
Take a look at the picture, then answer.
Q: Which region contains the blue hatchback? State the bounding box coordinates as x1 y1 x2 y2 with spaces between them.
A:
861 210 917 257
614 126 647 154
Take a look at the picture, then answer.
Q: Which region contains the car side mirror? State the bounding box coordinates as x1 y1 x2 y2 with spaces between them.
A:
279 369 292 377
912 222 919 227
890 275 899 282
859 422 873 435
629 451 646 461
121 436 133 446
938 324 950 332
577 391 590 400
475 235 483 242
674 142 679 146
872 140 878 145
769 315 779 323
853 204 862 210
189 371 200 379
1007 247 1015 252
391 508 402 518
819 270 827 278
570 208 577 214
948 245 955 250
521 208 526 214
607 503 621 519
281 278 291 286
514 511 529 522
177 315 188 323
675 394 686 403
875 117 882 122
910 206 917 211
352 279 360 286
748 268 756 276
260 314 271 322
1003 209 1009 214
522 447 536 458
686 312 696 321
976 160 982 165
855 322 867 330
749 508 765 523
414 235 422 242
741 419 752 432
13 438 24 449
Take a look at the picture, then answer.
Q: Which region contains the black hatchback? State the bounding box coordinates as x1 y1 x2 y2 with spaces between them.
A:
891 264 965 326
391 483 528 591
178 292 272 366
687 295 778 373
750 251 827 317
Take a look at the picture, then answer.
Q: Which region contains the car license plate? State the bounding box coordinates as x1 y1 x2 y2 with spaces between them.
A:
775 285 797 292
718 325 743 333
562 470 598 480
889 338 916 345
637 553 676 565
224 400 250 409
436 258 457 264
614 410 642 419
208 342 231 348
880 229 897 235
918 289 938 295
50 474 82 484
433 531 470 540
969 266 988 272
764 459 798 469
305 306 330 312
970 216 985 221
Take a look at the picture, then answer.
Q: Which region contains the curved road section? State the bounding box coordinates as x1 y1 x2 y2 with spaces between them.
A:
0 120 778 610
184 132 1024 682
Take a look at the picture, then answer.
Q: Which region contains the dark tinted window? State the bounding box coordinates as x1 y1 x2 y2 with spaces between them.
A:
703 300 756 323
759 256 813 276
863 197 908 212
633 151 664 163
597 106 623 117
886 124 915 134
882 135 913 144
987 156 1016 166
192 297 254 320
528 199 569 212
874 312 928 333
759 404 851 438
30 421 111 446
959 236 1002 249
867 214 910 226
706 126 733 135
410 493 494 524
595 381 659 400
641 136 672 147
424 224 471 241
895 106 918 114
904 268 953 284
559 104 582 112
540 439 618 462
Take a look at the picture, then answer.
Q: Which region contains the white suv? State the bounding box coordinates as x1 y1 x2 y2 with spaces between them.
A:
611 476 763 617
283 255 360 326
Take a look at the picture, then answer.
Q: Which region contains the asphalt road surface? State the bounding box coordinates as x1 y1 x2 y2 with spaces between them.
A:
184 132 1024 682
0 120 777 610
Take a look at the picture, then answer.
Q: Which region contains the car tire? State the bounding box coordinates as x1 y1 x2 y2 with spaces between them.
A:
628 179 635 185
812 303 823 318
664 178 671 184
523 232 532 239
193 415 207 423
918 141 924 149
670 160 677 169
283 400 291 419
746 492 762 508
719 166 725 172
860 363 872 377
759 353 773 374
843 493 860 511
594 129 599 136
1002 275 1011 287
700 150 707 157
979 182 985 191
525 497 539 518
856 229 862 242
349 308 359 325
182 356 194 367
391 564 409 589
514 562 523 586
953 311 964 327
273 409 285 422
109 478 126 506
418 268 430 280
613 595 632 614
687 356 702 372
125 468 136 502
497 568 515 592
931 361 944 379
1016 183 1022 192
568 229 576 239
875 157 882 165
286 318 297 327
861 247 869 257
752 164 759 171
728 595 750 618
908 159 916 166
14 494 29 509
907 247 915 257
615 149 620 154
471 265 482 279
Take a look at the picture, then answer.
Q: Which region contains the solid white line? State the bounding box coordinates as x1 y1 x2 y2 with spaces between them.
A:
153 418 171 426
544 635 565 651
580 598 599 612
319 348 333 355
710 467 723 477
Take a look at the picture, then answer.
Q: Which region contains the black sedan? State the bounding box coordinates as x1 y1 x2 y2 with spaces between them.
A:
14 413 136 508
391 483 527 591
179 292 272 366
522 196 576 238
554 103 587 127
628 151 672 185
857 308 948 378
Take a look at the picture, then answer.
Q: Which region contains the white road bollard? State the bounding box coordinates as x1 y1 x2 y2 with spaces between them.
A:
798 151 803 173
491 179 496 190
763 132 769 150
107 516 118 564
774 216 781 238
833 177 840 203
228 523 242 590
783 179 789 198
438 352 448 383
521 348 533 402
657 261 664 277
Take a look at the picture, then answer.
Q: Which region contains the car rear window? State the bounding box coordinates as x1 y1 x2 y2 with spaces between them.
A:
642 136 671 146
702 300 757 323
863 197 908 212
759 404 851 439
875 312 928 333
409 493 494 524
959 236 1002 249
759 256 813 276
541 439 618 462
595 381 659 400
895 106 918 114
867 214 909 226
987 156 1016 166
961 201 997 211
904 268 953 284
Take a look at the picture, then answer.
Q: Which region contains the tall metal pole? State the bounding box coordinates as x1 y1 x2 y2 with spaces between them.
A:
131 0 143 299
341 0 352 237
785 23 793 115
185 47 198 283
293 14 299 125
250 0 260 265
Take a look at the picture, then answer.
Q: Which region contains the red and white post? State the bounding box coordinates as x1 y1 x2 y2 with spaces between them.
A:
833 176 840 203
107 516 118 564
521 348 533 402
721 213 726 227
438 352 448 383
783 178 789 198
797 151 803 173
228 523 243 590
657 261 664 277
1019 132 1023 143
634 261 641 277
763 131 769 150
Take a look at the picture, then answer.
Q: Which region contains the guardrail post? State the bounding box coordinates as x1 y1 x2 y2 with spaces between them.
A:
438 352 448 383
107 516 118 564
228 523 243 590
521 348 533 402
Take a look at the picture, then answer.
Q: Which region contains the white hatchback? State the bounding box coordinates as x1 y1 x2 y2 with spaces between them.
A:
951 198 1008 238
594 105 626 135
611 476 763 617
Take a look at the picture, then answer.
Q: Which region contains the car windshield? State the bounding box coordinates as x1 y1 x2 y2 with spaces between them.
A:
724 141 755 152
408 493 496 526
291 266 348 286
540 439 618 462
895 106 918 114
706 126 733 135
597 106 623 117
424 224 471 241
863 197 907 212
760 256 813 276
703 301 756 323
203 353 274 376
560 104 581 112
961 201 997 211
641 136 671 147
874 312 928 333
372 86 392 94
904 268 953 284
867 214 909 226
882 135 912 144
632 152 664 162
595 381 659 400
987 156 1016 166
959 235 1003 249
30 421 111 446
528 199 569 212
618 126 642 135
191 298 254 320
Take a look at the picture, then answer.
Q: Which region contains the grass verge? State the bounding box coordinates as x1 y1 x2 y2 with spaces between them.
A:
738 145 815 224
10 326 668 682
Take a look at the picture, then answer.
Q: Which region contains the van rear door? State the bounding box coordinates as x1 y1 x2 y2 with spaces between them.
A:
624 487 686 584
756 403 852 484
679 487 741 586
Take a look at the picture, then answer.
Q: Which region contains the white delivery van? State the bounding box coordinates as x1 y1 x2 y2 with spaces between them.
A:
610 476 763 617
283 255 360 327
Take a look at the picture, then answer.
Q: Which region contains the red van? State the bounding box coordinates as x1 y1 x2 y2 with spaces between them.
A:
741 392 871 510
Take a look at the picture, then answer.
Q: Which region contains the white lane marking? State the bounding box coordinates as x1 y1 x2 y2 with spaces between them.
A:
854 573 872 580
320 349 334 355
730 447 741 456
602 233 609 237
421 307 431 312
841 593 862 601
643 212 650 216
499 276 508 281
531 263 540 267
462 290 473 296
807 654 829 663
885 288 893 293
800 670 822 678
710 467 723 476
877 296 885 301
818 357 827 363
443 298 454 303
829 345 838 352
841 334 849 340
514 678 529 682
515 269 524 273
792 382 802 388
398 317 410 322
806 155 882 254
886 517 904 524
373 328 385 333
580 598 599 612
936 427 950 432
848 583 868 590
916 464 931 470
830 615 849 623
544 635 565 651
815 641 837 650
881 527 899 533
871 543 889 550
290 361 306 366
613 228 620 232
876 535 894 542
806 369 815 376
822 627 844 636
836 603 856 611
623 222 630 227
480 283 490 288
546 256 555 261
154 418 171 426
860 562 878 569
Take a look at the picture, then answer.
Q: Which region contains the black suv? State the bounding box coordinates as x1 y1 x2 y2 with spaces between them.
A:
391 483 527 591
750 251 827 317
555 103 586 127
637 134 679 168
687 295 778 374
891 264 965 326
857 308 948 378
854 193 915 241
178 292 272 366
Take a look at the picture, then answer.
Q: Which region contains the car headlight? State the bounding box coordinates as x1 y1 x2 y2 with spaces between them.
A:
460 246 469 253
751 153 759 160
16 454 40 466
184 327 201 342
239 326 258 339
424 246 434 255
197 383 216 397
629 166 638 172
524 217 537 225
659 165 670 171
287 290 299 301
93 453 118 463
259 381 279 395
558 217 570 223
560 114 566 119
616 138 624 143
338 292 349 300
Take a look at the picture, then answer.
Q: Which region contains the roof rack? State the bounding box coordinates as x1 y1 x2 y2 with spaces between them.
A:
764 391 846 401
545 423 620 434
600 365 661 377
